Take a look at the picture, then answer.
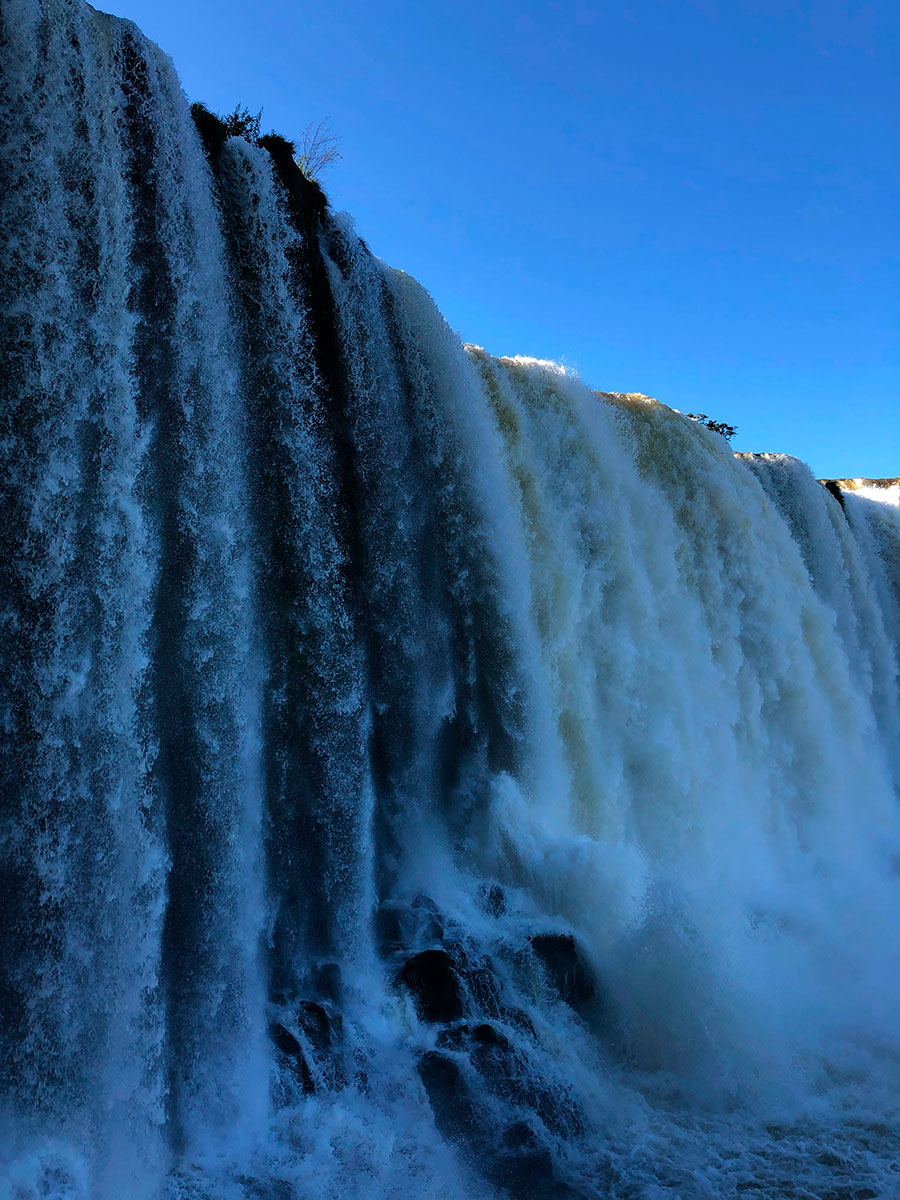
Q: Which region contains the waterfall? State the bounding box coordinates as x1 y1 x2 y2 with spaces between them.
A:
2 1 899 1196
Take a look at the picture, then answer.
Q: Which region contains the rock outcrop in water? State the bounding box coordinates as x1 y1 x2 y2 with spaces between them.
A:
2 1 900 1197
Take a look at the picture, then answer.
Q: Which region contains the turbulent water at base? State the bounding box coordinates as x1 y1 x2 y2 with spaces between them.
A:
2 3 900 1198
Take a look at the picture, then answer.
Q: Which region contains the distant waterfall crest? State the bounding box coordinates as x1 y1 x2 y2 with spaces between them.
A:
2 2 900 1197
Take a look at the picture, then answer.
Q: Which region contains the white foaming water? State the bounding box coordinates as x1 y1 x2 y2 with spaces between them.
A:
2 2 899 1197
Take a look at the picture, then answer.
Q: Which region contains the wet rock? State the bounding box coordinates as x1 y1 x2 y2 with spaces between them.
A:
470 1028 517 1084
418 1051 478 1142
268 1022 314 1094
435 1021 509 1053
472 1038 585 1140
501 1006 537 1039
189 103 229 159
419 1052 583 1200
269 1020 301 1057
472 1022 508 1048
376 900 444 955
502 1121 539 1150
310 961 341 1002
295 1000 347 1089
478 883 507 918
822 478 847 510
421 913 445 943
258 133 329 215
823 1191 877 1200
399 949 463 1022
489 1145 570 1200
374 904 404 953
817 1151 844 1169
436 1022 470 1050
465 959 503 1016
297 1000 335 1052
236 1175 296 1200
530 934 595 1012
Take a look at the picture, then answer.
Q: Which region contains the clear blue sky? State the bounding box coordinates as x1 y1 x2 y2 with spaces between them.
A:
107 0 897 479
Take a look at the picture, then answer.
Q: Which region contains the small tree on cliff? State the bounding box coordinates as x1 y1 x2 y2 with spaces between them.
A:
222 105 262 140
293 118 342 180
217 107 341 181
687 413 737 442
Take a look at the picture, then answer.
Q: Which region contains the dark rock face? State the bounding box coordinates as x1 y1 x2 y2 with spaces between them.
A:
309 961 341 1002
479 883 507 918
530 934 596 1013
436 1022 470 1051
268 888 596 1192
236 1175 296 1200
472 1022 506 1047
378 901 593 1191
503 1006 537 1039
189 102 229 158
465 958 503 1016
296 1000 335 1052
270 998 346 1099
822 479 847 510
268 1022 314 1094
375 898 444 955
417 1051 479 1143
398 949 463 1022
817 476 900 515
491 1144 580 1200
417 1052 582 1199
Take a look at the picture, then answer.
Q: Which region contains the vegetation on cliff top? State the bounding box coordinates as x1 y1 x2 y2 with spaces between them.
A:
190 102 341 182
687 412 737 442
